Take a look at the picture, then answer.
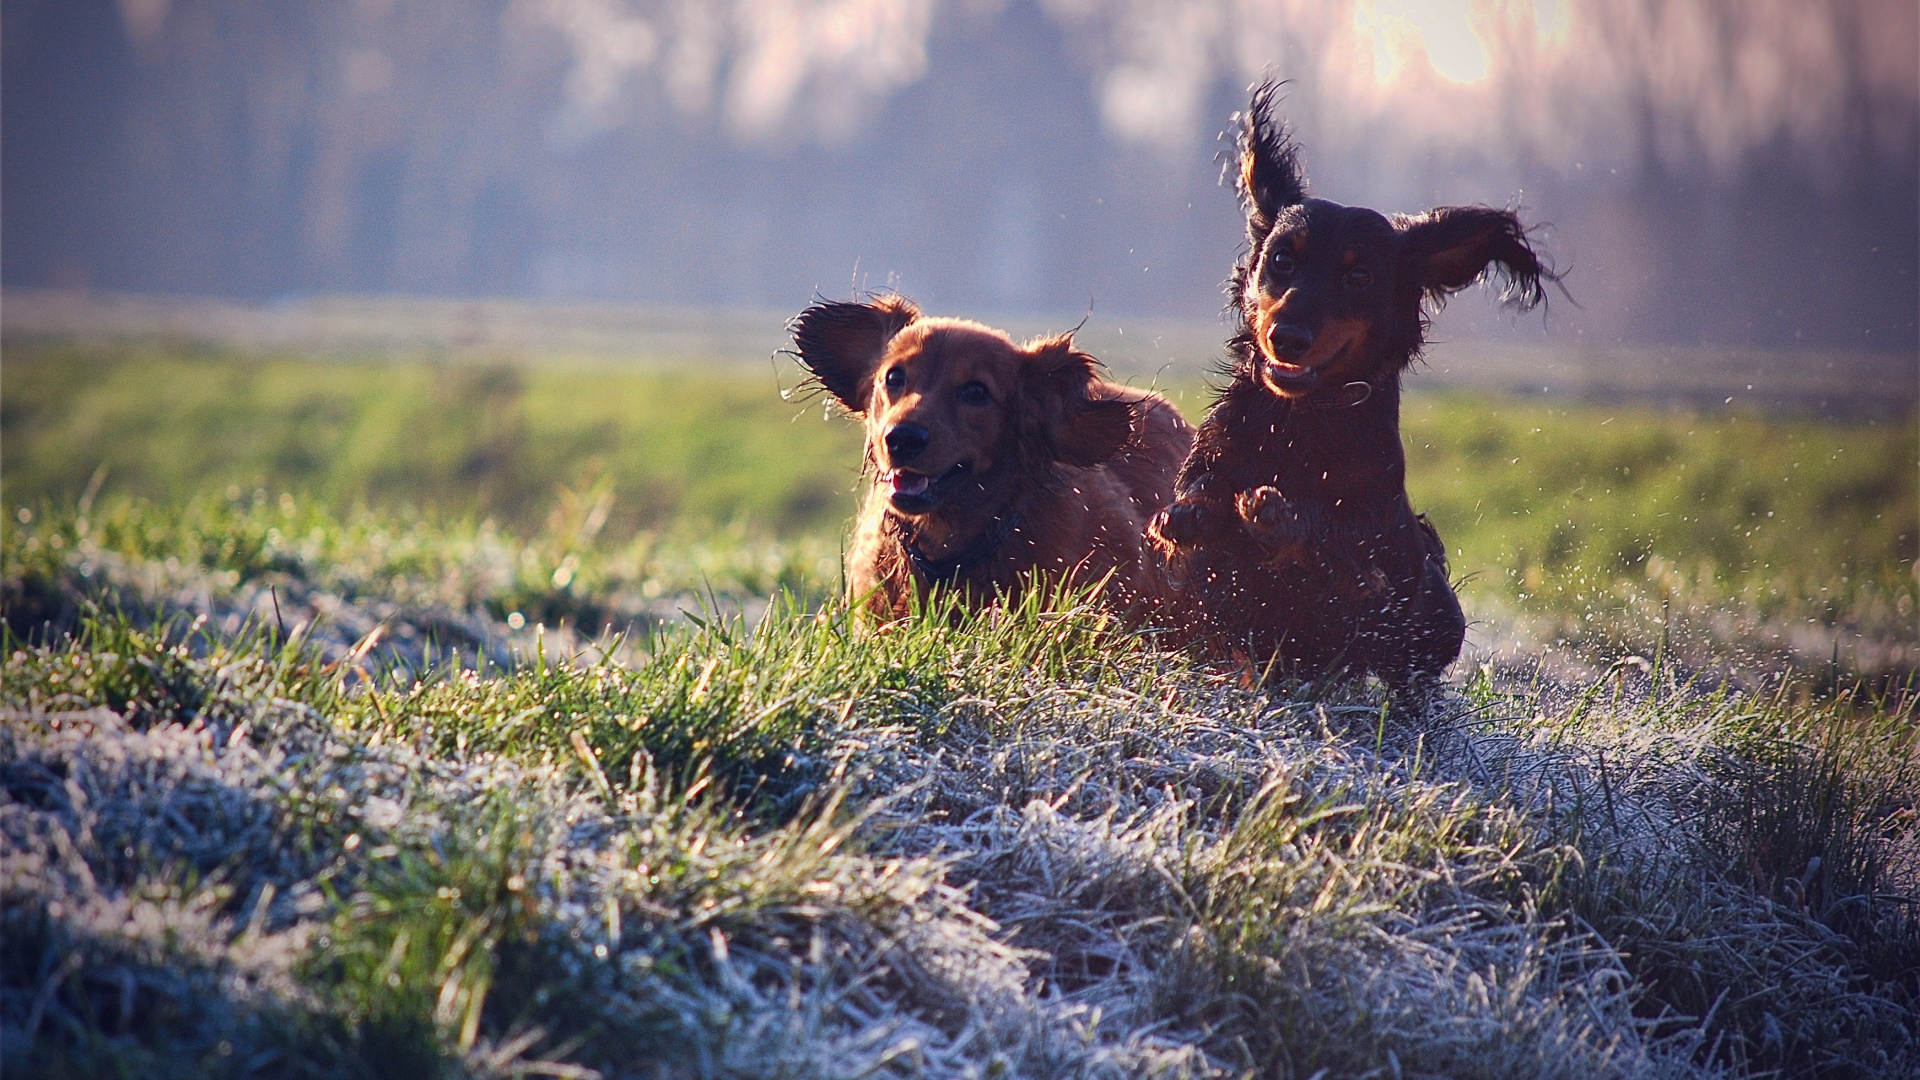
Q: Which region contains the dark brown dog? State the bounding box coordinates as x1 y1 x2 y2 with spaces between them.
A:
1150 83 1555 693
792 296 1193 621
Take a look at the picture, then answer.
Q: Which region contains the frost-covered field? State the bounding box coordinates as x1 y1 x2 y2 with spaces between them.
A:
4 495 1917 1078
3 342 1916 1076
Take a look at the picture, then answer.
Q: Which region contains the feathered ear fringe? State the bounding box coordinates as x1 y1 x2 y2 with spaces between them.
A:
1396 207 1560 312
788 295 920 414
1022 334 1134 469
1239 80 1308 247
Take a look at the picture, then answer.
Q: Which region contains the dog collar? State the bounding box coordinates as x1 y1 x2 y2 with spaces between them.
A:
890 511 1022 587
1311 380 1375 409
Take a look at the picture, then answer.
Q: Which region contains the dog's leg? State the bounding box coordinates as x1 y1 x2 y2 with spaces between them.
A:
1374 555 1466 718
1234 485 1314 556
1406 555 1466 678
1149 499 1221 548
1149 472 1243 551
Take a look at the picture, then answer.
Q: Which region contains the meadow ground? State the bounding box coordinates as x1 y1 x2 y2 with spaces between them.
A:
6 339 1912 680
2 338 1917 1077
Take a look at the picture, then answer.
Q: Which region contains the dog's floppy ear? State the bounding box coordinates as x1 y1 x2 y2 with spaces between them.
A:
790 296 920 413
1398 206 1553 311
1023 333 1135 468
1239 80 1307 246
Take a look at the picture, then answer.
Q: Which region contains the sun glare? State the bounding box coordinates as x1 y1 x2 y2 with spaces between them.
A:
1356 0 1490 85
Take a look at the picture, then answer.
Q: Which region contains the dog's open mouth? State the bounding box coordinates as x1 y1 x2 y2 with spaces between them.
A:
1263 357 1318 389
886 463 970 512
1259 321 1368 396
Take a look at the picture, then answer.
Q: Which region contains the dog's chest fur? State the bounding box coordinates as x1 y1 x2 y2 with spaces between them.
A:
849 461 1149 618
1172 375 1443 669
1197 377 1406 507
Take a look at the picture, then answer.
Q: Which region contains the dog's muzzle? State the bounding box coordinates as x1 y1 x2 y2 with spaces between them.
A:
885 462 970 513
884 422 930 463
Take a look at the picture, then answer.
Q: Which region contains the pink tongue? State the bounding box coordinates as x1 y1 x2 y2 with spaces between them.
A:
889 470 931 496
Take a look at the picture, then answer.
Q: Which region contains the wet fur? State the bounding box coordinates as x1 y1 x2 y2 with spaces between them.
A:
793 296 1194 621
1151 82 1556 690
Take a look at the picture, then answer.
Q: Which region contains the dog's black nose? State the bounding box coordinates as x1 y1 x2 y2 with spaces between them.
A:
1268 324 1313 363
884 422 930 462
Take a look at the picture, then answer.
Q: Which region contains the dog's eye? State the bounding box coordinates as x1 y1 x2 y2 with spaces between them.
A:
1345 266 1372 290
959 381 991 405
884 367 906 392
1269 250 1295 277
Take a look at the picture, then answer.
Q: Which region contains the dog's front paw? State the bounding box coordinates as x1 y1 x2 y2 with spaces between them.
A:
1236 486 1305 550
1149 498 1218 550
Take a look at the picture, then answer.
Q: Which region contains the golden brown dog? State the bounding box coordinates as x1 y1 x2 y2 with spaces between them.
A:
791 295 1193 621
